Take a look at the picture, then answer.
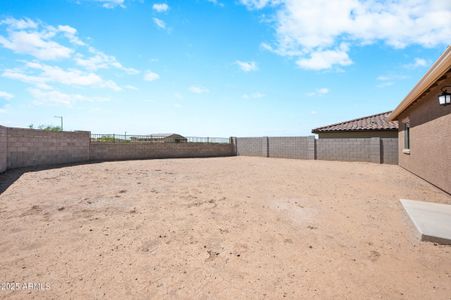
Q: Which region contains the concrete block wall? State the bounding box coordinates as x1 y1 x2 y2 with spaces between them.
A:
381 138 398 164
236 137 267 157
90 142 235 161
0 126 7 173
237 136 398 164
6 127 90 169
268 136 315 159
316 138 378 163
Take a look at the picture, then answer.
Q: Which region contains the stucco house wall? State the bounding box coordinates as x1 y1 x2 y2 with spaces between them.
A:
396 76 451 193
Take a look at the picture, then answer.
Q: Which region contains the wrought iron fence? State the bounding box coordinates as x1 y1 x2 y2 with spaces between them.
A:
91 133 231 144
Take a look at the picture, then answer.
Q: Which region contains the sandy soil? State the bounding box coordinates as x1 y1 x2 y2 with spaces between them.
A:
0 157 450 299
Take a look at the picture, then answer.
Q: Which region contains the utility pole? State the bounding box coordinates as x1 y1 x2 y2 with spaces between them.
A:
54 116 63 131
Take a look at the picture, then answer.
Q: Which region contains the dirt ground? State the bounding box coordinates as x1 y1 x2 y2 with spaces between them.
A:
0 157 450 299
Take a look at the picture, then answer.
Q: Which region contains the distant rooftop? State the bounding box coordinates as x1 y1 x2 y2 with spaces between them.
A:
312 111 399 133
148 133 185 138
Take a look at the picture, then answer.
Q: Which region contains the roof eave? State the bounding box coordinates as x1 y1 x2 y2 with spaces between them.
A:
312 128 398 134
388 46 451 121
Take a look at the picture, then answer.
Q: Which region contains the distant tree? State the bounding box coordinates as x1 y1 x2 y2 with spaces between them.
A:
38 125 62 132
27 124 62 131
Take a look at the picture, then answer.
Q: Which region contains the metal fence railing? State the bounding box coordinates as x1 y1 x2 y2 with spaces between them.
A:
90 133 231 144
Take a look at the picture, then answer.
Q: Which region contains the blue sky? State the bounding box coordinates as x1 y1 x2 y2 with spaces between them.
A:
0 0 450 136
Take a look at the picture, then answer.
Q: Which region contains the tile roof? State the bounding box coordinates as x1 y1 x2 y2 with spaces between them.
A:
312 111 399 133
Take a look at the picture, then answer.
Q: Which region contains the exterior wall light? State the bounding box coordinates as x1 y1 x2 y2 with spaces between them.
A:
438 86 451 106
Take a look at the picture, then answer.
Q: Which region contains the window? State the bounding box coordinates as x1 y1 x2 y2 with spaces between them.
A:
403 122 410 151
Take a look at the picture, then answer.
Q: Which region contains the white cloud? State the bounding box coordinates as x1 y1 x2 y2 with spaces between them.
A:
207 0 224 7
404 57 429 69
242 92 265 99
29 87 109 106
29 88 84 106
26 62 102 85
0 17 139 99
0 18 136 73
189 86 209 94
153 18 166 29
2 68 51 89
247 0 451 70
240 0 281 9
317 88 329 94
376 74 408 88
152 3 169 12
3 62 122 91
144 71 160 81
125 84 138 90
57 25 85 46
0 19 80 60
235 60 258 72
0 18 38 30
75 48 138 74
307 87 329 96
296 44 352 71
0 30 73 60
96 0 125 9
0 91 14 100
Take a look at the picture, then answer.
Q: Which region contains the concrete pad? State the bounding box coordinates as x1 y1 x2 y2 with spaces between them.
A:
400 199 451 245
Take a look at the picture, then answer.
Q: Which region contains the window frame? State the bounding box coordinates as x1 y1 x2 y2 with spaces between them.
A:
403 122 410 154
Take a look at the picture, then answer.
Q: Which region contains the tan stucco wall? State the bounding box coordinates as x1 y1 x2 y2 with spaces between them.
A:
397 76 451 194
317 131 398 139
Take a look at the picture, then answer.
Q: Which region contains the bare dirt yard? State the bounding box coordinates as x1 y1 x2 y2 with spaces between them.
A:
0 157 450 299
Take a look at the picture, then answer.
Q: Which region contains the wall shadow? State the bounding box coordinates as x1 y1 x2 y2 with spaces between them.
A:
0 161 98 195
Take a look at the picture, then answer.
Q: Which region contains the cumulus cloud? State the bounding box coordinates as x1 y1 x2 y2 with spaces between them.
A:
0 20 84 60
376 74 408 88
235 60 258 72
152 3 169 12
239 0 281 9
153 18 166 29
75 48 138 74
2 68 51 89
27 61 122 90
245 0 451 70
29 87 109 106
404 57 429 69
0 91 14 100
189 86 209 94
144 71 160 81
96 0 125 9
0 17 142 105
0 30 73 60
0 17 38 30
297 44 352 71
207 0 224 7
57 25 85 46
3 62 122 91
0 17 136 74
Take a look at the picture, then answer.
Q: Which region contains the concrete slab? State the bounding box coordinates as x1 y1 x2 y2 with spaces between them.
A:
400 199 451 245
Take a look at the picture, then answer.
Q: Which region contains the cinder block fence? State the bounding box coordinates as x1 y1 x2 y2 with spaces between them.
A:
0 126 235 172
236 136 398 164
0 125 398 174
6 127 90 169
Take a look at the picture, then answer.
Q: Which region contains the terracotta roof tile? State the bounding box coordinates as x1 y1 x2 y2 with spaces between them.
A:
312 111 399 133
